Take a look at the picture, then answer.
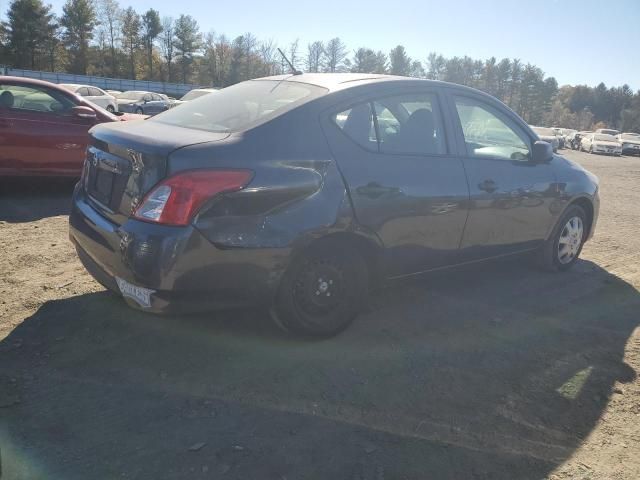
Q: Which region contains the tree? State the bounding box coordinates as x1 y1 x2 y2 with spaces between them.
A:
173 14 200 83
96 0 121 76
141 9 162 80
60 0 96 74
306 41 324 73
323 37 347 73
288 38 299 71
159 16 175 81
5 0 57 69
350 47 386 74
389 45 411 76
426 52 445 80
121 7 140 79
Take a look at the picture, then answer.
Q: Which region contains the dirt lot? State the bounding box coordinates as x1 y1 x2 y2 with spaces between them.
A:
1 149 639 479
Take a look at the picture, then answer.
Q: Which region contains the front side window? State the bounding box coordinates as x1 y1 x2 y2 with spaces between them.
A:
89 87 103 96
332 92 447 156
0 84 74 113
454 97 530 161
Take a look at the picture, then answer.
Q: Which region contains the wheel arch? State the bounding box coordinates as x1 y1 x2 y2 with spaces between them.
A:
288 230 384 287
569 196 595 238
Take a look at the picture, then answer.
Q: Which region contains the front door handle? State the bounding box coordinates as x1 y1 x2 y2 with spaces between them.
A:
479 179 497 193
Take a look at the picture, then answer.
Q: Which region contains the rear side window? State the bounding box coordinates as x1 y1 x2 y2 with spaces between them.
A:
89 87 103 96
78 87 90 96
454 97 530 161
0 84 74 113
333 92 448 156
152 80 328 133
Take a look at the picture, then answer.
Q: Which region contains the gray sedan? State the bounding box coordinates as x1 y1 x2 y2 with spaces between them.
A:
116 91 172 115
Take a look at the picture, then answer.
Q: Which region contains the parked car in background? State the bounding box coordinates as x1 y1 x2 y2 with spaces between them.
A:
595 128 620 137
106 89 122 96
173 88 218 106
70 73 599 337
580 133 622 155
530 126 559 152
551 128 565 149
60 83 118 112
0 76 145 177
116 91 172 115
616 132 640 155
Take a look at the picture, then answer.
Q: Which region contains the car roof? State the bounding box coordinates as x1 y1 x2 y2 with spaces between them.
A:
251 72 482 95
0 76 80 96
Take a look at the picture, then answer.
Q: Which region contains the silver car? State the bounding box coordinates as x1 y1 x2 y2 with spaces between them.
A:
530 126 559 152
616 133 640 155
581 133 622 156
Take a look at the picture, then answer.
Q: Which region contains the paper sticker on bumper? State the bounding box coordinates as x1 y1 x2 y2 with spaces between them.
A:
115 277 155 308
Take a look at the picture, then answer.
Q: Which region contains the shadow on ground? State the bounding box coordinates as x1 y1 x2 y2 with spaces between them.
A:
0 178 76 223
0 259 637 479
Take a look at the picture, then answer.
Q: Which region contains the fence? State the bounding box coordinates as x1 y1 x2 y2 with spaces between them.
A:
1 66 201 97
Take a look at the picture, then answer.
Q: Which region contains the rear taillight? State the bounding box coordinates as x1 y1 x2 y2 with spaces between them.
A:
133 169 253 226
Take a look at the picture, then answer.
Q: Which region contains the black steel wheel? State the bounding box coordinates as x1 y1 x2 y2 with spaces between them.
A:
271 242 368 337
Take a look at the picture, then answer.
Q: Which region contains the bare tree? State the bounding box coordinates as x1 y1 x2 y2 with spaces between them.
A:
288 38 299 71
259 38 278 76
97 0 122 76
306 41 324 73
159 16 174 81
323 37 347 73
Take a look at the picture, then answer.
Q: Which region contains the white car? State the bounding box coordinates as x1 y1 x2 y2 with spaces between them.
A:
60 84 118 112
580 133 622 156
172 88 218 106
616 133 640 155
530 126 559 152
595 128 620 137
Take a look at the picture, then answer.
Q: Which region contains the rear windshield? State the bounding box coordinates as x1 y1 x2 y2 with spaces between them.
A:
151 80 328 133
118 92 145 100
180 89 215 101
594 134 616 142
532 127 555 136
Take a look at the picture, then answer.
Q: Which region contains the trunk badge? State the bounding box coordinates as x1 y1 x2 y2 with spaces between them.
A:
127 149 144 173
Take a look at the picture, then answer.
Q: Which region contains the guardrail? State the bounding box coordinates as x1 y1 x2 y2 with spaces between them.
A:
1 66 202 97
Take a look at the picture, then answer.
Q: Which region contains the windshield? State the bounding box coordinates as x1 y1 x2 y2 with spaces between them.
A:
532 127 555 136
117 91 145 100
152 80 328 133
594 134 617 142
180 90 215 101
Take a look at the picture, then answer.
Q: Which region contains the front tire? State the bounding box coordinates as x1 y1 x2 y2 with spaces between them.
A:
106 104 115 113
538 205 587 272
271 242 368 337
135 107 144 114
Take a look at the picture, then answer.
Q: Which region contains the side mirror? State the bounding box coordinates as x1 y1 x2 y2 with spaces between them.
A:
532 140 553 163
72 105 97 119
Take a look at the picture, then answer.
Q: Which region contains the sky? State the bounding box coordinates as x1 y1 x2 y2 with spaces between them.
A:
2 0 639 89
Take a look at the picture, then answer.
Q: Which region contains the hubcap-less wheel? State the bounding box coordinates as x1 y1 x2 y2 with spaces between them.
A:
107 105 115 113
293 260 344 316
557 216 584 264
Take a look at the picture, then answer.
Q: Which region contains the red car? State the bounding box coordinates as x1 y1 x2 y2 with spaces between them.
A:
0 76 146 176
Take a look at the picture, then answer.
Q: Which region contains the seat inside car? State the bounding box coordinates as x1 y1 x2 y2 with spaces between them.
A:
343 104 373 146
393 108 437 154
0 90 14 108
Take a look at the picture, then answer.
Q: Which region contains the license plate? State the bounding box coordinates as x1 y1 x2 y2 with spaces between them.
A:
115 277 155 308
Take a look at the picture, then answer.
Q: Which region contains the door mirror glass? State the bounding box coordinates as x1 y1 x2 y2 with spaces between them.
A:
532 140 554 163
72 105 97 119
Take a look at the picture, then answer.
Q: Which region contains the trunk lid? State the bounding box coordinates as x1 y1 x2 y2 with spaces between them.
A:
83 121 229 225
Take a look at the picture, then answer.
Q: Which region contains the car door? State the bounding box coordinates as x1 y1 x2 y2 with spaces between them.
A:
323 89 470 277
447 94 558 260
150 93 166 114
88 87 107 108
0 82 97 175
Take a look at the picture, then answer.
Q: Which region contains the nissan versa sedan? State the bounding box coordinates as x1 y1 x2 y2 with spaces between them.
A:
69 73 599 336
116 91 172 115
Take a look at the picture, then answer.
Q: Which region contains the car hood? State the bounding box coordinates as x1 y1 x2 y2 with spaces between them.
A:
118 112 149 121
620 137 640 145
538 135 558 142
593 141 621 147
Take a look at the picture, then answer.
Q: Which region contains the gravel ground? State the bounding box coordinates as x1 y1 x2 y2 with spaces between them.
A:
0 149 639 479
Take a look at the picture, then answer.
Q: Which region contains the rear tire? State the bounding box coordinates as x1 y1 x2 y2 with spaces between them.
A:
271 241 368 337
538 205 587 272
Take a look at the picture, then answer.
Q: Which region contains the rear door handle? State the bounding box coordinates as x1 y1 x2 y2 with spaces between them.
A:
479 179 497 193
